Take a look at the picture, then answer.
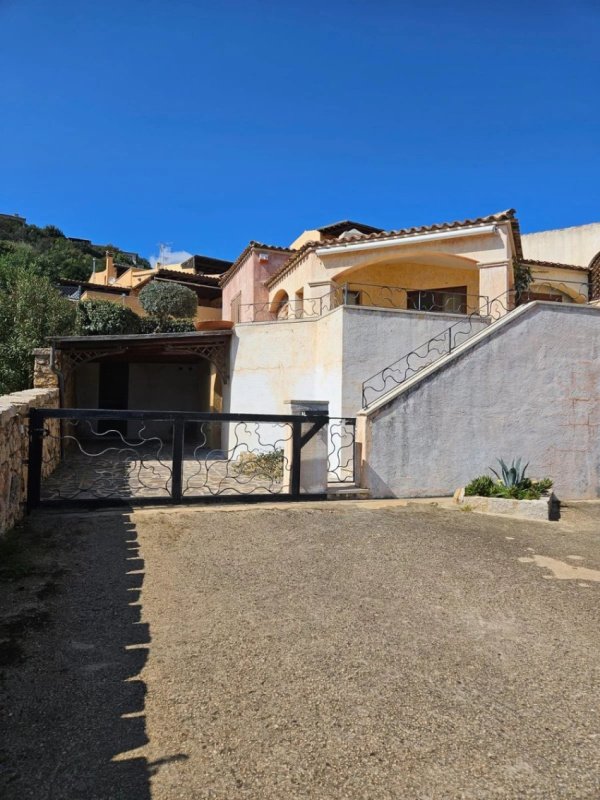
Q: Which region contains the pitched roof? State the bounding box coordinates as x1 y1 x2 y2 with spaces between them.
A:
266 210 522 289
316 220 384 237
180 254 233 275
219 242 293 287
57 278 131 295
154 268 221 287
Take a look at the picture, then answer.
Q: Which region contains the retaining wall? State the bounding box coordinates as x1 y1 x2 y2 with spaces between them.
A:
0 387 60 536
360 303 600 499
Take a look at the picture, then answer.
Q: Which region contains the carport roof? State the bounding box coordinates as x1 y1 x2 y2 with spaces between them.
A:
50 330 233 380
50 329 232 349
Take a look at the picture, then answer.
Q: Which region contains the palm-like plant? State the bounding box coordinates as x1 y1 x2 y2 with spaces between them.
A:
490 457 529 488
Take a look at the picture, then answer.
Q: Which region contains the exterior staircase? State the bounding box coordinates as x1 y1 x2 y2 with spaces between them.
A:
361 293 526 409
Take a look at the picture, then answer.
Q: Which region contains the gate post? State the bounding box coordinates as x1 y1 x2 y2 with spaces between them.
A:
171 417 185 503
284 401 329 495
27 408 44 511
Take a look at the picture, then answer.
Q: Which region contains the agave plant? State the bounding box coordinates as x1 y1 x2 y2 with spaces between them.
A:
490 457 529 487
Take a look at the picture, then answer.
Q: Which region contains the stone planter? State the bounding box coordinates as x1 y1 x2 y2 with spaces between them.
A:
454 489 559 521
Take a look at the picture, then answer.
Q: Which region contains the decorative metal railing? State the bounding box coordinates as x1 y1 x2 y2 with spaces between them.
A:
28 409 335 507
361 282 590 408
235 283 488 323
327 418 357 484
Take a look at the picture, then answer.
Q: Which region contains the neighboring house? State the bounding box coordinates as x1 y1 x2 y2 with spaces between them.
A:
60 251 233 323
521 221 600 300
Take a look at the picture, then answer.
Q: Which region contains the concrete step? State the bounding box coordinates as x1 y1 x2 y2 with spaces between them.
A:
327 484 370 501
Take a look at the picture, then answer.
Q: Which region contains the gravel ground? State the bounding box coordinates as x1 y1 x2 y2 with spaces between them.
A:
1 501 599 799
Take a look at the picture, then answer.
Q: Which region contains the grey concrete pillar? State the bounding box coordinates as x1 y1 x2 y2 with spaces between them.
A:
283 400 329 494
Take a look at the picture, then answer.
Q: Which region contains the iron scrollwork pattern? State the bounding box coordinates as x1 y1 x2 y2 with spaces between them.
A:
327 418 356 485
183 421 293 496
40 419 173 501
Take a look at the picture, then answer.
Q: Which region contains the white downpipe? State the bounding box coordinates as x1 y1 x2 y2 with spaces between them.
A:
315 224 498 256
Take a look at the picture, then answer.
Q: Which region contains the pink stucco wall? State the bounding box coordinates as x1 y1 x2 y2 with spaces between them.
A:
222 249 290 322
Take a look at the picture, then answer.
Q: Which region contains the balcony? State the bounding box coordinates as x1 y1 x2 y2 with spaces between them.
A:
234 283 490 324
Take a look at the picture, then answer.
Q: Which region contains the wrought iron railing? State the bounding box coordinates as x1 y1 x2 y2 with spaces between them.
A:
327 418 356 484
361 282 590 408
234 283 488 323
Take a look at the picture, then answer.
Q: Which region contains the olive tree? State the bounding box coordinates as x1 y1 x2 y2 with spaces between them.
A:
0 257 76 393
138 281 198 331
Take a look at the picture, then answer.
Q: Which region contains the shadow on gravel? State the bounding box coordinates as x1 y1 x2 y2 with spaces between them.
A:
0 509 160 800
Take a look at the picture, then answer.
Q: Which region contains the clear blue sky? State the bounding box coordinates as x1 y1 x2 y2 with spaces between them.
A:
1 0 598 262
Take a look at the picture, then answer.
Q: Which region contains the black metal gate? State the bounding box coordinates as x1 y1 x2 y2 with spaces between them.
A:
27 408 337 509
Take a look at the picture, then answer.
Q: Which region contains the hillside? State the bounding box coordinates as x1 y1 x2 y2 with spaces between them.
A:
0 214 150 283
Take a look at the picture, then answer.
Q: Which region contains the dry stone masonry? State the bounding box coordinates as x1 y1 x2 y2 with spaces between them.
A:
0 386 60 536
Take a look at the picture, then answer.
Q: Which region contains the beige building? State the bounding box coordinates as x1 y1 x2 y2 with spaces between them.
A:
222 210 591 324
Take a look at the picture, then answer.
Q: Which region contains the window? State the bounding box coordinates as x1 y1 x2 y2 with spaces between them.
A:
231 292 242 323
407 286 467 314
519 291 563 303
344 290 361 306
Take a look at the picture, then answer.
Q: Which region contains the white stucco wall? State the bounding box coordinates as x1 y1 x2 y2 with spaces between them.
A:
225 307 489 418
361 303 600 499
522 223 600 268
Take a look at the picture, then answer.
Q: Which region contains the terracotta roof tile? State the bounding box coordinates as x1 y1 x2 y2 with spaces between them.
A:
154 268 221 286
266 210 522 289
58 278 131 295
520 258 589 273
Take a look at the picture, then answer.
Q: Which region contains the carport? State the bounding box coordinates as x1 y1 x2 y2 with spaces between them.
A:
50 330 232 432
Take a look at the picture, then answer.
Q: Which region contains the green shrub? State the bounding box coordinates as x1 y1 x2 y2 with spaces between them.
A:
465 458 553 500
138 282 198 331
77 300 141 335
464 475 495 497
235 449 284 481
138 317 196 334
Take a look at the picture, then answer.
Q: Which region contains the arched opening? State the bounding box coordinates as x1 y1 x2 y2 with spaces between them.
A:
270 290 290 319
330 252 481 314
521 281 588 304
294 288 304 318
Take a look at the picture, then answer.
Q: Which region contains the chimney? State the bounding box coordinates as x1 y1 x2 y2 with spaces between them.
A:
105 251 117 285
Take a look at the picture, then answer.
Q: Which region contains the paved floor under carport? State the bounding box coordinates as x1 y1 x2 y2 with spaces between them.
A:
1 501 599 799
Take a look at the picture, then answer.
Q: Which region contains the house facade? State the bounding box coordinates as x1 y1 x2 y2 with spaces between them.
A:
219 210 591 420
41 208 600 500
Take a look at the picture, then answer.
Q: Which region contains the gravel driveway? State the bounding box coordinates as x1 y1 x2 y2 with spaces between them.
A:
1 501 599 799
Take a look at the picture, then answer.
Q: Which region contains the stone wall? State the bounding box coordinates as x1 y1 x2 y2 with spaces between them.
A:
0 387 60 536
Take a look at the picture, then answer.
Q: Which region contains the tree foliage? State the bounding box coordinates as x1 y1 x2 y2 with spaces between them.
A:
76 300 141 336
138 282 198 330
0 217 149 282
0 254 76 394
